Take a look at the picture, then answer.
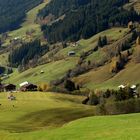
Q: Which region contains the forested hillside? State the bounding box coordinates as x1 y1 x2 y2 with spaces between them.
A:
38 0 140 43
0 0 43 33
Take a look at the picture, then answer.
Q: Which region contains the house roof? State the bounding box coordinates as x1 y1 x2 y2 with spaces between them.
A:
68 51 75 53
131 85 136 89
21 83 37 89
118 85 125 89
19 81 29 87
3 84 16 88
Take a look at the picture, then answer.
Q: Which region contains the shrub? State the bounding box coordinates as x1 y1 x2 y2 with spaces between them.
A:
64 79 76 92
110 53 128 73
38 83 51 92
96 99 140 115
88 92 99 105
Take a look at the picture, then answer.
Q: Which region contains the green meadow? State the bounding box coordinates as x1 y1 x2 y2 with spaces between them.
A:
0 92 94 139
0 92 140 140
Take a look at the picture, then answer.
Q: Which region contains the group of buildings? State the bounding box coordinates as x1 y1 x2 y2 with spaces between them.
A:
0 81 37 92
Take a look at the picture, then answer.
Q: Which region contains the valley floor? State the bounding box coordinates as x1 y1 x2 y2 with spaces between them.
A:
0 92 94 140
0 92 140 140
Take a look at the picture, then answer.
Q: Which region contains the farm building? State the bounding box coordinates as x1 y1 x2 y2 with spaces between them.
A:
4 84 16 92
68 51 76 56
118 85 126 89
19 81 29 87
20 83 37 91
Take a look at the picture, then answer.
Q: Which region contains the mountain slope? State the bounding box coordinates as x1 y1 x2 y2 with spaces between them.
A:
38 0 140 43
0 0 43 33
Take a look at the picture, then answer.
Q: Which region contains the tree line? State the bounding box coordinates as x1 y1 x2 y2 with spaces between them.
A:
9 40 49 67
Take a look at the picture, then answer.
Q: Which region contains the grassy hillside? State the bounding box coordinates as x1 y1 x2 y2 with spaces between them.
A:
1 106 140 140
0 92 94 139
74 61 140 90
2 0 50 47
0 0 50 67
9 0 50 38
4 27 127 85
5 57 78 85
4 27 129 87
56 27 128 58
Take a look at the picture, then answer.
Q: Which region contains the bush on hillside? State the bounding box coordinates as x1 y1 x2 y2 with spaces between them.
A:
97 36 108 48
38 83 51 92
64 79 76 92
88 92 99 105
96 99 140 115
86 86 137 106
110 52 128 73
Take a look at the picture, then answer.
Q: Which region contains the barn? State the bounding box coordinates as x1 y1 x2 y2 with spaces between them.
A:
4 84 16 92
20 83 37 91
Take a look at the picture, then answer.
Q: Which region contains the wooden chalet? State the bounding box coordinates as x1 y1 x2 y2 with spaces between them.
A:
4 84 16 92
20 83 37 91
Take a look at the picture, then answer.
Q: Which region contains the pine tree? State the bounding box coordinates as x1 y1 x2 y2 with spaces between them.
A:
102 36 107 46
98 36 102 47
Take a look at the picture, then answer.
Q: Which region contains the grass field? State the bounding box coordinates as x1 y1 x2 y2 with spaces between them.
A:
19 113 140 140
5 57 78 85
0 92 94 139
0 91 140 140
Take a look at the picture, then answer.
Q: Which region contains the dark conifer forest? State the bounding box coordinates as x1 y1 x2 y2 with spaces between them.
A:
9 40 49 67
38 0 140 43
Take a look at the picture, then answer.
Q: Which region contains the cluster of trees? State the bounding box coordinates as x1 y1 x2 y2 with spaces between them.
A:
9 40 49 67
82 86 140 115
83 86 138 106
38 0 140 43
0 0 43 33
97 36 108 47
110 51 129 73
0 66 5 74
0 66 13 75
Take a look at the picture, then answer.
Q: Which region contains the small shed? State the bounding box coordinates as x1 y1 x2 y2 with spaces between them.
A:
4 84 16 92
20 83 37 91
131 85 137 90
118 85 126 89
68 51 76 56
40 70 44 74
19 81 29 87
